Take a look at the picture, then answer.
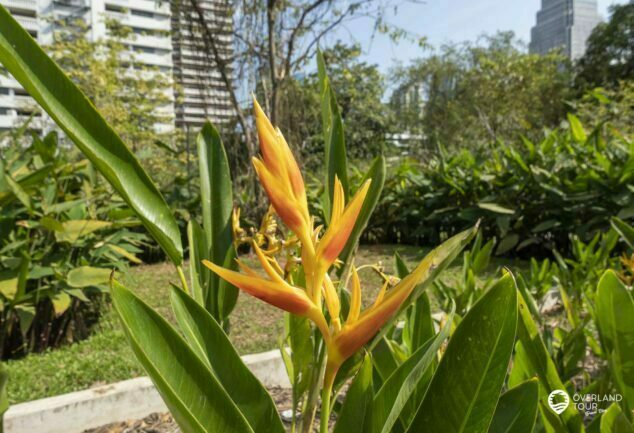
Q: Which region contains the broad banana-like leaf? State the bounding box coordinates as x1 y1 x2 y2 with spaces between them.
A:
370 225 478 348
372 304 454 433
0 5 183 265
488 379 539 433
111 281 252 433
333 353 373 433
596 270 634 415
600 404 634 433
406 273 518 433
512 290 585 433
197 123 237 320
169 286 284 433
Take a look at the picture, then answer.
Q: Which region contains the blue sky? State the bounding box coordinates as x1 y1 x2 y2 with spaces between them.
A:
328 0 628 73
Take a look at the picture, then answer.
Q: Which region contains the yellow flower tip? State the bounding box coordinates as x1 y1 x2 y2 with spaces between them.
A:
347 267 362 325
317 179 372 266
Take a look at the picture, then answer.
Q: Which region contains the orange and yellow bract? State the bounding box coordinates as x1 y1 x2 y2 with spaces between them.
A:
203 98 429 390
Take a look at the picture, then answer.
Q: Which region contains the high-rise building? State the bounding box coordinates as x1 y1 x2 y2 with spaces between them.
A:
171 0 234 129
529 0 602 60
0 0 234 134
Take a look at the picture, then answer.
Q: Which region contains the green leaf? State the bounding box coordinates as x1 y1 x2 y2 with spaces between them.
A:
611 217 634 249
107 244 142 264
600 404 634 433
3 174 32 211
596 270 634 415
197 122 237 320
512 289 585 433
338 156 386 276
67 266 112 288
317 51 349 222
372 305 454 433
371 225 478 347
488 379 539 433
334 353 373 433
567 114 587 143
407 273 518 433
169 286 284 433
51 291 72 316
111 280 253 433
187 220 208 306
477 202 515 215
0 6 183 265
496 233 520 255
52 220 112 243
0 364 8 433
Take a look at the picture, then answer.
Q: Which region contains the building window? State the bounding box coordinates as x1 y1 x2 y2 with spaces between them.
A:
105 4 125 13
130 9 154 18
0 108 10 115
0 88 9 95
14 88 29 97
7 7 36 18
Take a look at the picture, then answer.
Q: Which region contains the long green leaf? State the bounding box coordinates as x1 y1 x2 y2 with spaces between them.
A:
512 290 585 433
596 270 634 416
197 122 237 320
611 217 634 250
407 273 518 433
338 156 386 276
169 286 284 433
370 225 478 348
187 220 208 305
0 6 182 265
111 280 252 433
372 305 454 433
334 353 374 433
488 379 539 433
600 404 634 433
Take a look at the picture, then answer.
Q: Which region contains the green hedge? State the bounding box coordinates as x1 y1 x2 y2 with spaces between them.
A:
366 115 633 257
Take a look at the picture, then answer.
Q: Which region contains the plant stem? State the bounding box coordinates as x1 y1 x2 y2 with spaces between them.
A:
176 266 190 295
320 361 337 433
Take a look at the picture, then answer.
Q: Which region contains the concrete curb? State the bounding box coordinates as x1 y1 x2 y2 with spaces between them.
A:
4 349 290 433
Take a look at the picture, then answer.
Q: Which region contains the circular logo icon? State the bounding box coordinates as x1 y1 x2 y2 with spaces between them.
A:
548 390 570 414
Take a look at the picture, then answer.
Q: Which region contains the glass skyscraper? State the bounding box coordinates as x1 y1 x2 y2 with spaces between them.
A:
529 0 602 60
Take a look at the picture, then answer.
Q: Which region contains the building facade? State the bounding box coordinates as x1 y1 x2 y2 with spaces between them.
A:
171 0 234 129
0 0 233 133
529 0 602 60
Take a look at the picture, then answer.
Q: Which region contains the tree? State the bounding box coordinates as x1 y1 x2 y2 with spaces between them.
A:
47 19 176 153
576 4 634 90
392 32 572 152
185 0 421 161
276 43 391 167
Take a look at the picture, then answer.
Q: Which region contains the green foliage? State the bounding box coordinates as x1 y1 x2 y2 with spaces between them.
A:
0 132 145 358
369 118 633 257
46 18 176 153
391 32 571 151
575 4 634 90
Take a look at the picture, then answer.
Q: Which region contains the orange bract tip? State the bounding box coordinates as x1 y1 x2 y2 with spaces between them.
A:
203 259 315 316
317 180 372 267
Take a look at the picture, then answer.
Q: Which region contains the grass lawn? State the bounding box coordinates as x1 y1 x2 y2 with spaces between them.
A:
5 244 525 404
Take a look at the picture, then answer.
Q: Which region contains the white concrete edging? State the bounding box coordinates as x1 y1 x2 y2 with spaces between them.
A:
4 349 290 433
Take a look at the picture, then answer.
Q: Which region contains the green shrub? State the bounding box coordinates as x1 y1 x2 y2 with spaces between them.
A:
367 116 633 257
0 131 145 359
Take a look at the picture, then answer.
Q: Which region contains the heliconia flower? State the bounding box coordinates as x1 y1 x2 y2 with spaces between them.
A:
252 99 310 240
